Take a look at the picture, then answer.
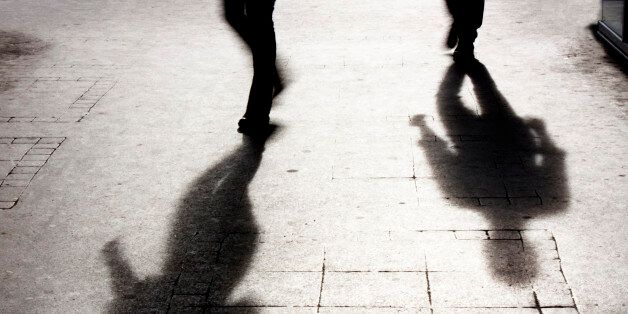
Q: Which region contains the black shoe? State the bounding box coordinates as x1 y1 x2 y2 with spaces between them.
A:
237 117 271 136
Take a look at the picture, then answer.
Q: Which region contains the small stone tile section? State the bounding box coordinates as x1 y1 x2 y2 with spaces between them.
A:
0 137 66 209
424 229 577 313
0 77 116 123
320 271 429 307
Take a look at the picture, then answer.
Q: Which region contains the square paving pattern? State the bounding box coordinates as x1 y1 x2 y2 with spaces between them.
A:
0 137 65 209
0 77 115 122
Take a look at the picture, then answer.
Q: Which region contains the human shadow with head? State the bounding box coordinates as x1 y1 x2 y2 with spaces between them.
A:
102 129 277 312
412 61 569 285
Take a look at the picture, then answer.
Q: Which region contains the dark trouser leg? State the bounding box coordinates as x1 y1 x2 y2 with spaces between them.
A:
224 0 252 45
243 0 276 121
451 0 484 49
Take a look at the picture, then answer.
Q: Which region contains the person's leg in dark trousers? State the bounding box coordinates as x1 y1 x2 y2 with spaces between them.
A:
223 0 279 134
445 0 485 60
241 0 276 127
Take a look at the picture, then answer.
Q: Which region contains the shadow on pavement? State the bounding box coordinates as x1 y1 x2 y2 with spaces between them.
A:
102 130 277 312
0 31 48 91
412 61 569 285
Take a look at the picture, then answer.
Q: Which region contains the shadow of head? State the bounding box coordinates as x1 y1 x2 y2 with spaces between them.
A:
412 61 569 285
0 31 48 60
101 128 278 312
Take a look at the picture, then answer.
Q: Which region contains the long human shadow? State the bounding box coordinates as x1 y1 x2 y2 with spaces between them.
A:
412 61 569 285
102 130 276 312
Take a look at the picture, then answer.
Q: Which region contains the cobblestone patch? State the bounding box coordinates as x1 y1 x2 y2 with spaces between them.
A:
0 77 116 122
0 137 65 209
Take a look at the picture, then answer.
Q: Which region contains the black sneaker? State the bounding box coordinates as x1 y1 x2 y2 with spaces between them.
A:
237 117 271 136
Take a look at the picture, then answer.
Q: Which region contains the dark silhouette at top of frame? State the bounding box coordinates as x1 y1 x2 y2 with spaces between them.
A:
412 61 569 285
102 130 276 312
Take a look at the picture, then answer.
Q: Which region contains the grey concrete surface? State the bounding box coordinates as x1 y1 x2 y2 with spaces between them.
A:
0 0 626 313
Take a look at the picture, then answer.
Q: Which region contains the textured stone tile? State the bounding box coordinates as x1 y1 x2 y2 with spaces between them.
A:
488 231 522 240
321 272 429 307
219 235 324 272
37 137 65 144
11 167 39 174
207 307 316 313
325 233 427 272
0 186 23 202
0 201 16 209
209 272 321 307
0 161 15 178
319 307 428 313
540 308 578 314
429 272 535 308
455 230 488 240
0 144 31 161
12 137 40 144
433 309 538 314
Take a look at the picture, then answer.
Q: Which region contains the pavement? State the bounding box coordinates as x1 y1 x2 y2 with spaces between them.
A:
0 0 627 313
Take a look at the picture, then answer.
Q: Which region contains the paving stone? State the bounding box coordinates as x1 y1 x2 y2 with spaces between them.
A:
2 180 29 187
27 148 54 155
0 138 13 144
454 230 488 240
208 272 321 307
12 137 40 144
207 306 316 313
429 272 535 308
219 235 324 272
37 137 65 144
0 186 23 202
8 117 35 122
540 308 578 314
432 309 538 314
319 307 427 313
57 115 83 122
32 117 59 122
20 154 49 161
11 167 40 174
0 201 16 209
521 230 554 241
488 231 522 240
0 144 32 161
0 161 15 178
320 272 429 307
32 143 60 149
70 102 95 108
325 233 427 272
534 281 575 308
6 173 35 181
479 197 511 206
332 139 414 179
170 295 206 308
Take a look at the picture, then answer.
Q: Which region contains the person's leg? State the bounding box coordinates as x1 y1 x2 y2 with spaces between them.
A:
223 0 251 46
239 0 276 130
444 0 459 48
454 0 484 58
